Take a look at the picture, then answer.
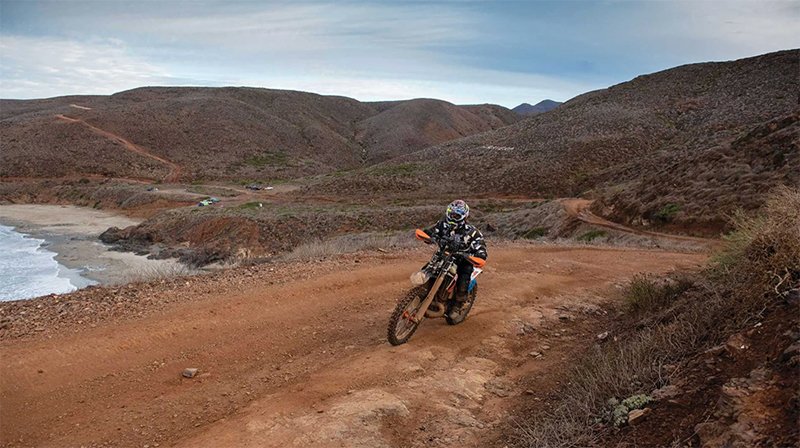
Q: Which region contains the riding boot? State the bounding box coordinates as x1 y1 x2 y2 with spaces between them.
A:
449 287 468 318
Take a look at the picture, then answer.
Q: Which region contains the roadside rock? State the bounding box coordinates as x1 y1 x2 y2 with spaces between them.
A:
724 333 749 355
182 368 199 378
627 407 651 425
652 384 680 400
695 367 780 447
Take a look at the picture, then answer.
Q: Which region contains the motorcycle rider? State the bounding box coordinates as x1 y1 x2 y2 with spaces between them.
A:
423 200 487 316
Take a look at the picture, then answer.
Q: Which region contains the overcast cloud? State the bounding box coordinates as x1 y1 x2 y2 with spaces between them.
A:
1 0 798 107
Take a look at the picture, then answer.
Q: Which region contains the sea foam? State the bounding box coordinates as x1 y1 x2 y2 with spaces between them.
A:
0 224 83 301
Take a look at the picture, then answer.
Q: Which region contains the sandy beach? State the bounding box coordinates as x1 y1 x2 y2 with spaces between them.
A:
0 204 186 286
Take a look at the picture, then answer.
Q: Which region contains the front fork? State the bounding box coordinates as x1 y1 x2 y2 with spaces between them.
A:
413 269 449 322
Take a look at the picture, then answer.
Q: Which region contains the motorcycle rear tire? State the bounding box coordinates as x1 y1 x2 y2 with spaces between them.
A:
445 285 477 325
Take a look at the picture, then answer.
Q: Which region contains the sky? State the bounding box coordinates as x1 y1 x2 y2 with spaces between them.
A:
1 0 798 107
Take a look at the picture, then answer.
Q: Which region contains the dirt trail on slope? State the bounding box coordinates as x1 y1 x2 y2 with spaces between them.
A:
560 198 717 245
55 114 183 182
0 245 706 448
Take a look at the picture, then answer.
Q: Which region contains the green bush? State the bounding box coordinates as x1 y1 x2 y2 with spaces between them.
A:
654 203 681 221
522 227 549 239
245 152 288 167
605 395 653 427
577 229 607 242
623 274 692 313
367 163 422 176
239 202 263 210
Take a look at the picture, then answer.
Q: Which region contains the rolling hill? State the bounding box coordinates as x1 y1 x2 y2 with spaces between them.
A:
307 49 799 231
0 88 517 182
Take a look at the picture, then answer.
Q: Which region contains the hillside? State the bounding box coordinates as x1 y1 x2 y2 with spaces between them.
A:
512 99 562 116
307 50 799 232
0 88 517 182
357 99 518 163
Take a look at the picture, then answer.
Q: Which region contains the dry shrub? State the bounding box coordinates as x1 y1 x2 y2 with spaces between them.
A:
121 263 200 284
715 185 800 297
624 274 693 314
279 231 417 262
513 187 800 448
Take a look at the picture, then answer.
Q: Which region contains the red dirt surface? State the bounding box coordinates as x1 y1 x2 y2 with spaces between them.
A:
0 244 705 447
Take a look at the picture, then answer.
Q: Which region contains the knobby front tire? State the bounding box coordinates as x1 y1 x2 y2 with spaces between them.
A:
387 286 427 346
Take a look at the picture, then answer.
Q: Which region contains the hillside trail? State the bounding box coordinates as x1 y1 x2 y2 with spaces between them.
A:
55 114 183 182
0 244 706 448
560 198 718 245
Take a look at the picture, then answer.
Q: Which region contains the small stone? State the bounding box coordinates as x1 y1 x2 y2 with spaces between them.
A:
182 368 199 378
540 345 551 351
529 351 542 358
525 389 535 395
652 385 680 400
627 407 651 425
597 331 610 341
725 333 749 354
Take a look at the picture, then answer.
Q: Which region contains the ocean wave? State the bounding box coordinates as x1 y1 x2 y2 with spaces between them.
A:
0 224 81 301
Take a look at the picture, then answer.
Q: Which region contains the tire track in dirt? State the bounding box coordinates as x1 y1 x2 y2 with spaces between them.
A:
560 198 718 245
55 114 183 182
0 244 706 448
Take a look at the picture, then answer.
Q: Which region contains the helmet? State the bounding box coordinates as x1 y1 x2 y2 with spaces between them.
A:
445 200 469 224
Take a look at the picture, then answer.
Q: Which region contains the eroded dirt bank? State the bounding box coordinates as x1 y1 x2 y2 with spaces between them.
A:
0 244 706 447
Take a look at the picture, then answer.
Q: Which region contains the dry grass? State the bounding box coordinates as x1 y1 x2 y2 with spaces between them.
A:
513 187 800 448
121 263 201 284
279 231 418 262
623 274 693 314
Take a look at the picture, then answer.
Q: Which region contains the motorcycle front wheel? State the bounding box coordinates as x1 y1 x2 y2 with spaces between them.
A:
387 286 427 346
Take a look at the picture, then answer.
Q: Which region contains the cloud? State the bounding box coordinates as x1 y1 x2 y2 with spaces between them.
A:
232 68 595 106
0 35 180 98
617 0 800 66
2 1 797 104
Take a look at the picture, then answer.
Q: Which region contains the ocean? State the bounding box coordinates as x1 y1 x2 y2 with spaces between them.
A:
0 224 94 301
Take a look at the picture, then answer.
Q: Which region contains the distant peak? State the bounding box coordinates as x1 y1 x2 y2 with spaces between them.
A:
512 99 562 116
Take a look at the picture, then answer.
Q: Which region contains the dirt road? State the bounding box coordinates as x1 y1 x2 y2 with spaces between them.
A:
560 198 717 245
55 114 183 182
0 244 706 447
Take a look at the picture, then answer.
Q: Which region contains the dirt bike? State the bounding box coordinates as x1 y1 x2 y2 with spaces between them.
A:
387 229 486 345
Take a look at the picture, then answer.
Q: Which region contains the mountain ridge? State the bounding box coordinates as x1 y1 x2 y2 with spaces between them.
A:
512 99 562 116
0 87 518 181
